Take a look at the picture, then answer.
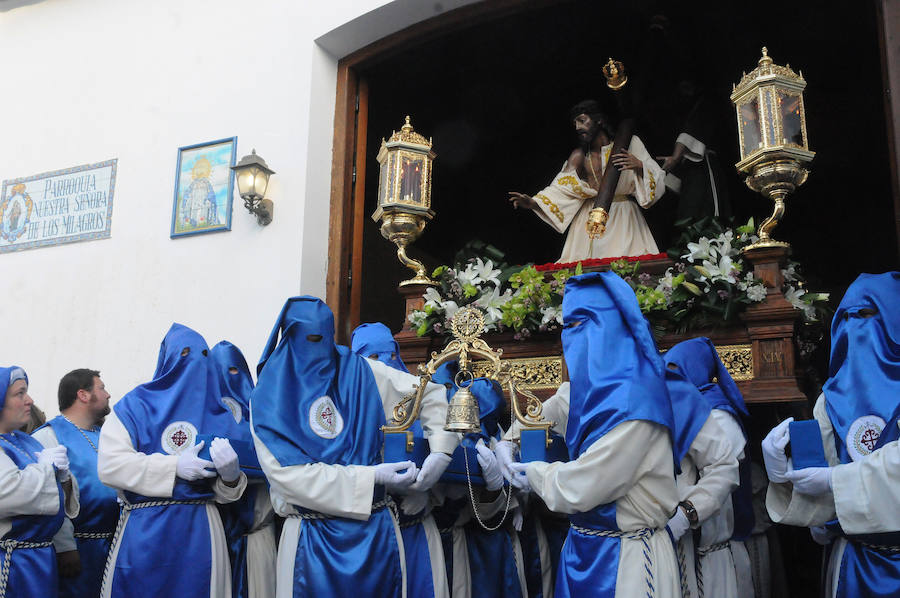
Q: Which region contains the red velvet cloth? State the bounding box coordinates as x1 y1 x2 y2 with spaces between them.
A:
533 253 668 272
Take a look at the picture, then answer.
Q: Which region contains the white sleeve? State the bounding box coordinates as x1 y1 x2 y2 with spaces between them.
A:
526 420 667 514
503 383 570 441
676 133 706 162
765 395 837 526
627 136 665 209
367 359 460 455
682 411 741 523
251 422 376 521
0 446 61 517
212 472 248 504
832 435 900 534
97 410 178 498
31 426 59 449
532 165 598 234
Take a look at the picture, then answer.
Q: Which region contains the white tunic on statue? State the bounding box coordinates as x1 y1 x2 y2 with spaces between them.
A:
97 411 248 598
253 358 460 598
765 392 900 597
675 410 744 598
509 383 681 597
532 136 665 262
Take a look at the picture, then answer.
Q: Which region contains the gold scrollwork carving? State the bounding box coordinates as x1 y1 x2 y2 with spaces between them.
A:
714 344 754 381
471 356 563 391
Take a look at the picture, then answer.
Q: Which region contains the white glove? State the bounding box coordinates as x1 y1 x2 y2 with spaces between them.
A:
475 440 504 491
209 437 241 483
495 440 518 483
374 461 419 493
410 452 452 492
400 490 430 516
810 525 833 546
784 466 832 495
176 441 216 481
38 446 70 482
507 462 532 493
512 507 524 532
761 417 793 483
667 508 691 541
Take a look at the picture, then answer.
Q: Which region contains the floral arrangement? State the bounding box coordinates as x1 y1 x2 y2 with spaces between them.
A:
408 219 829 340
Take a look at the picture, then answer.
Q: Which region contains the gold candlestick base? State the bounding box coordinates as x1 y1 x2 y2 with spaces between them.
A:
741 159 808 252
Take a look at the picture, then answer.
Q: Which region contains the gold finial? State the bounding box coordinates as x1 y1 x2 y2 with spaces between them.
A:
602 57 628 90
759 46 773 66
387 115 431 146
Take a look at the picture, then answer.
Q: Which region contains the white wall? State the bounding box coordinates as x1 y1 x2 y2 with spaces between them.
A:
0 0 478 415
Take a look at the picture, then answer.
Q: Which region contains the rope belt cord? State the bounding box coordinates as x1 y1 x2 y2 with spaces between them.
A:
858 541 900 553
677 540 693 598
100 499 210 598
0 540 53 598
569 524 654 540
569 524 657 596
74 531 114 540
696 540 730 556
287 497 394 521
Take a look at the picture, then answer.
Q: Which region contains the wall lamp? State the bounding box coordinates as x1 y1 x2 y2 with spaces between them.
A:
231 149 275 225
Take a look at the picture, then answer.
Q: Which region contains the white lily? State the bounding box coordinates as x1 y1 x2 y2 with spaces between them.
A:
682 236 717 263
472 257 502 288
441 300 460 320
423 286 445 311
540 305 563 326
475 287 512 327
701 255 739 283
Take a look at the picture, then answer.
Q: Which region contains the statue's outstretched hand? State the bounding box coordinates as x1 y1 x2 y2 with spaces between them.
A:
611 150 643 175
508 192 537 210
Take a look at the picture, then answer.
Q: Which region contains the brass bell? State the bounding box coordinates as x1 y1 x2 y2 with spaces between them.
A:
445 384 481 434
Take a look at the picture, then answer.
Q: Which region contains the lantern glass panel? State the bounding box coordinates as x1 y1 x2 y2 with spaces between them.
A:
399 154 425 205
740 97 762 158
254 169 270 198
778 91 804 147
236 168 257 198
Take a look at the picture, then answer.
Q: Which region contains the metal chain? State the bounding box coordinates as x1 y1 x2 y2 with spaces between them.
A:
0 540 52 598
464 444 512 532
61 415 99 453
0 435 37 463
100 499 208 598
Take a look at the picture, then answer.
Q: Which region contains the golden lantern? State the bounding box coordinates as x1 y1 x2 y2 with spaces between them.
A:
372 116 436 286
731 47 815 249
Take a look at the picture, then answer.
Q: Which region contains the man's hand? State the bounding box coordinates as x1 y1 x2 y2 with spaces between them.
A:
176 441 216 481
374 461 419 493
656 141 688 173
508 192 537 210
410 452 452 492
610 150 643 176
57 550 82 578
507 462 532 493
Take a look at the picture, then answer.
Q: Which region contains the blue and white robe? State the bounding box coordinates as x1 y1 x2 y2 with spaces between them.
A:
0 431 79 598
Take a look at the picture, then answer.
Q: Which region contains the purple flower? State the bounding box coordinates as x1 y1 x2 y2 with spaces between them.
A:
513 333 521 341
639 272 652 285
433 322 444 333
717 289 729 300
675 262 686 273
538 324 548 332
550 280 559 288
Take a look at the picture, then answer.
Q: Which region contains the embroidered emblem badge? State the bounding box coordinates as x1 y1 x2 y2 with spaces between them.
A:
221 397 243 424
847 415 885 461
309 396 343 439
161 421 198 455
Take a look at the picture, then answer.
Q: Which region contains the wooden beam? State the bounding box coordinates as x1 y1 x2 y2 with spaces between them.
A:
876 0 900 261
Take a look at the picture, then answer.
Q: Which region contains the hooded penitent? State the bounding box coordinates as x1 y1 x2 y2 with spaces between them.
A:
109 323 246 598
821 272 900 598
664 337 753 540
251 297 404 598
351 322 409 373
